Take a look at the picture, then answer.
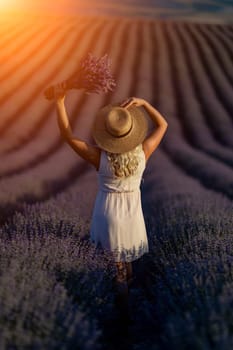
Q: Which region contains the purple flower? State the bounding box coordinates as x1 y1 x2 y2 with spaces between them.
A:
44 53 116 100
66 53 116 94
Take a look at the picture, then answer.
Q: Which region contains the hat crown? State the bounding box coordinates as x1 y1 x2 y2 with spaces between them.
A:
105 107 132 138
92 103 148 153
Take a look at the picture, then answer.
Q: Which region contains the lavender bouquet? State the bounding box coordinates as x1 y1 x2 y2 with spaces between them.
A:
44 53 116 100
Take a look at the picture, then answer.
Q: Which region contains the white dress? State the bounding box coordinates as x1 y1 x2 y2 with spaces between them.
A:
90 144 149 262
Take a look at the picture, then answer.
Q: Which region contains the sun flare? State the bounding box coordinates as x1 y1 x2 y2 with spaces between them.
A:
0 0 17 10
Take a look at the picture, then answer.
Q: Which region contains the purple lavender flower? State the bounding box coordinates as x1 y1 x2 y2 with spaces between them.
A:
44 53 116 100
67 53 116 94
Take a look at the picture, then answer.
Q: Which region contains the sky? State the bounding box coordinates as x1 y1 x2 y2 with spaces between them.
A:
1 0 233 23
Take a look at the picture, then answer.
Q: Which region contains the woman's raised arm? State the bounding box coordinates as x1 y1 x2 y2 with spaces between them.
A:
121 97 168 162
55 89 100 170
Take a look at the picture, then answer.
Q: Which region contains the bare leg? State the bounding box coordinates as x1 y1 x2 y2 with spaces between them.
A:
125 262 133 283
114 262 130 321
115 262 127 283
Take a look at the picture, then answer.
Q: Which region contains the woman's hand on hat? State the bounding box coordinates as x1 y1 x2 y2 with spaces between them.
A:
120 97 147 108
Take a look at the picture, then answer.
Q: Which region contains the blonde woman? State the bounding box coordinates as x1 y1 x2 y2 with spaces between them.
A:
55 91 168 319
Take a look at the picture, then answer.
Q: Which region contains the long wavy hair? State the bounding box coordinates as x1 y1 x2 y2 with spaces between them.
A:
106 144 141 177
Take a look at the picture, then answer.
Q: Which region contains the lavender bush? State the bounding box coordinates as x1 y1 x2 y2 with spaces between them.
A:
1 172 232 350
0 201 116 350
133 155 233 350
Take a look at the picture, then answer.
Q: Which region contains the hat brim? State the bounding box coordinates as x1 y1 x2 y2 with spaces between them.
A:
92 104 148 153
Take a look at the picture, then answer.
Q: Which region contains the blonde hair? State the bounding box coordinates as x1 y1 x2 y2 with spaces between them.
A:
106 144 141 177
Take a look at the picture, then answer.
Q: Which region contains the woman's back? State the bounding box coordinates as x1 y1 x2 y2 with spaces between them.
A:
90 144 149 262
98 144 146 194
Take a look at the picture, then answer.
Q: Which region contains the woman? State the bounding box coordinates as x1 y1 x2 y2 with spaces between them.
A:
55 90 168 318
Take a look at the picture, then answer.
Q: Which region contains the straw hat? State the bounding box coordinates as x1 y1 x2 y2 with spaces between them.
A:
92 104 148 153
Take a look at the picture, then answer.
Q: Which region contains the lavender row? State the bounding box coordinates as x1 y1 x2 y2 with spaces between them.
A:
163 22 233 167
0 20 105 160
153 23 233 199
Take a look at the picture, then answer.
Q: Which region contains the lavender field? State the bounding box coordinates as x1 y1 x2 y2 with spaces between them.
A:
0 13 233 350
